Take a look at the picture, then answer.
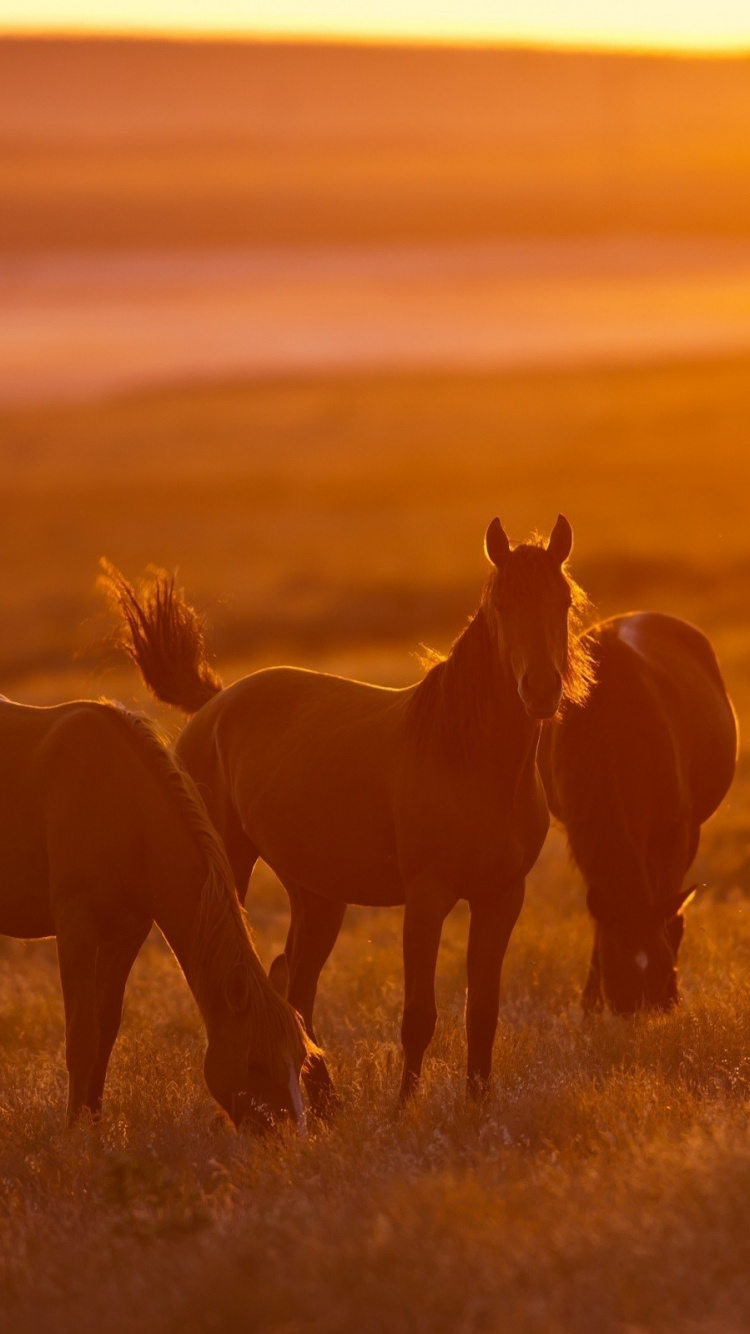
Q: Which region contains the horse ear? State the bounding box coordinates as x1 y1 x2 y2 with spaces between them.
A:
661 885 698 922
485 517 511 567
547 514 573 565
268 953 290 999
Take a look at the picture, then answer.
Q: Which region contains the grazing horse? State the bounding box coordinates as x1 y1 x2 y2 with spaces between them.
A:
539 612 738 1015
0 695 310 1129
103 515 592 1108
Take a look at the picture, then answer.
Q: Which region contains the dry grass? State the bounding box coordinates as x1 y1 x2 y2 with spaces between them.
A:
3 848 750 1333
2 358 750 1330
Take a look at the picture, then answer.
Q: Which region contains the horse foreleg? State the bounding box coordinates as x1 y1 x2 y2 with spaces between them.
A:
581 934 603 1015
282 886 346 1119
466 879 525 1095
87 915 152 1119
56 912 100 1127
399 885 452 1104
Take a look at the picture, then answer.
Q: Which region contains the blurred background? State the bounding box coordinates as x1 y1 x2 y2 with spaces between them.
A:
2 7 750 882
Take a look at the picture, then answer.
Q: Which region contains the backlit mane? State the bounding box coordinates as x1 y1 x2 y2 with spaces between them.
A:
407 610 500 765
104 703 310 1077
407 539 594 764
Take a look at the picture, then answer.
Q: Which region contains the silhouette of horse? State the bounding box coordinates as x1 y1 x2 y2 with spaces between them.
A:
103 516 592 1109
0 695 310 1129
539 612 738 1015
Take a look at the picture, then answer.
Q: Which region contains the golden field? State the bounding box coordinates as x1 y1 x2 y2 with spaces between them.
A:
4 39 750 248
2 357 750 1331
5 32 750 1334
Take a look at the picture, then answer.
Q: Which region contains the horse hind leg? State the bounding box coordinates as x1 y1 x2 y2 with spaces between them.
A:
56 909 102 1126
223 819 259 907
86 914 152 1119
278 886 345 1119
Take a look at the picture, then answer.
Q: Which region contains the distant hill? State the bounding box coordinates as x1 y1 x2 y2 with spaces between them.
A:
2 37 750 248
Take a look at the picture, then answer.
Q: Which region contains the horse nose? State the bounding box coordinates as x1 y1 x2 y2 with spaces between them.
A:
519 669 562 718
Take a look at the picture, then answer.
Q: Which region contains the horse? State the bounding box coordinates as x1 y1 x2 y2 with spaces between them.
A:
0 695 311 1130
539 612 738 1015
102 515 593 1110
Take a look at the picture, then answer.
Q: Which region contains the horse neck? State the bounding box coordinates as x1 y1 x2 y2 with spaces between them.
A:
422 608 538 767
145 851 250 1041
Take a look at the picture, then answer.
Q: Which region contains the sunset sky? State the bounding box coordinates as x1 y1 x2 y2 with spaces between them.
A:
4 0 750 51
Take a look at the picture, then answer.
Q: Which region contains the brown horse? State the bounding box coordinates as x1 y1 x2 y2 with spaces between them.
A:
103 516 592 1108
539 612 738 1014
0 695 310 1129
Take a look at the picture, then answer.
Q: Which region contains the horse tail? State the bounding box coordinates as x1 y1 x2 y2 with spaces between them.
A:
100 561 223 714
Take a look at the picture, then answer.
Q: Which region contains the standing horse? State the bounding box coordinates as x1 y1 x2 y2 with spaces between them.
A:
539 612 738 1014
103 516 592 1109
0 695 310 1129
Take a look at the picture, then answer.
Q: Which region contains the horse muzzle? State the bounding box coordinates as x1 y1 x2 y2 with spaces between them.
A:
518 670 562 721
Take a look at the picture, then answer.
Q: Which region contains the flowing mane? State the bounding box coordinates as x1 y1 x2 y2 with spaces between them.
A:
407 610 500 764
407 541 594 764
544 630 670 923
104 703 310 1077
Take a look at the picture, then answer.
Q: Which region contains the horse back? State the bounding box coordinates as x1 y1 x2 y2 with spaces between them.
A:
175 666 412 903
611 612 737 822
0 699 198 932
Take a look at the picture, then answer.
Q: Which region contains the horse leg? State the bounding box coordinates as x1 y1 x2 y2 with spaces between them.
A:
223 817 259 907
581 935 603 1015
465 879 525 1095
281 887 346 1119
86 914 152 1119
56 911 101 1126
399 884 452 1104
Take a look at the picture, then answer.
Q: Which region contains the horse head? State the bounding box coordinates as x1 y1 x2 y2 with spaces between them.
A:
203 954 307 1134
586 884 697 1014
484 514 583 720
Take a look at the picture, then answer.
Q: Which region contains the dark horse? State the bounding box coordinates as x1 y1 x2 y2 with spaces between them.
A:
104 516 592 1108
539 612 737 1014
0 695 309 1128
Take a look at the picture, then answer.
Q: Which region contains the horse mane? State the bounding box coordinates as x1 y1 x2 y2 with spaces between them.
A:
546 631 658 920
407 610 501 765
103 703 311 1076
407 539 594 765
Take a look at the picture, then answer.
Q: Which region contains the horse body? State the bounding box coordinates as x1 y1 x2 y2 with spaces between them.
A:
105 515 589 1106
540 611 738 1013
182 667 410 907
0 697 192 942
0 696 308 1127
179 654 547 910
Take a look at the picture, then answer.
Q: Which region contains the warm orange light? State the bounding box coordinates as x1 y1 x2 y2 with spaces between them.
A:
3 0 750 52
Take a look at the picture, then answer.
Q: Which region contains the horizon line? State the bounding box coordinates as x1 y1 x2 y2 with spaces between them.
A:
2 25 750 59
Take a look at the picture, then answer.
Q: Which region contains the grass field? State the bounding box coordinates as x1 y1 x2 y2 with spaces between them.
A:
2 357 750 1331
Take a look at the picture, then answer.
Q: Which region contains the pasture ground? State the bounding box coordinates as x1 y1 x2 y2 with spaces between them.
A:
2 357 750 1331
